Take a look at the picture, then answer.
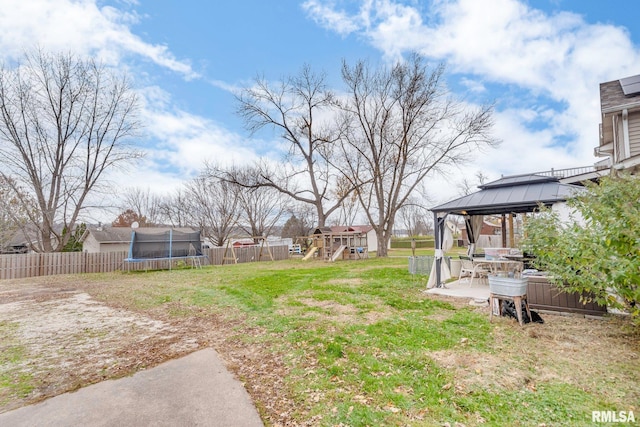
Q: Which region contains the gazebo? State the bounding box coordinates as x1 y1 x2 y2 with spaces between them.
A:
429 174 584 288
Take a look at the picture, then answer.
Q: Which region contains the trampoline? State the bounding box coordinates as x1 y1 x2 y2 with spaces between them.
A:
124 229 207 271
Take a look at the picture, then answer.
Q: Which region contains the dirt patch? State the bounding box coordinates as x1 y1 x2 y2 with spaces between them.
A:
430 350 535 393
277 296 392 325
0 285 199 412
0 278 295 426
431 313 640 405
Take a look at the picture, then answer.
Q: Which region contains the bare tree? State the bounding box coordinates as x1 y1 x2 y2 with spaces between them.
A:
281 215 307 240
476 171 489 186
232 65 354 227
0 49 141 252
457 170 490 196
281 203 317 249
329 175 361 226
216 165 287 242
156 190 190 228
183 174 242 247
457 177 475 197
118 187 163 226
337 54 498 256
0 175 34 252
397 201 430 237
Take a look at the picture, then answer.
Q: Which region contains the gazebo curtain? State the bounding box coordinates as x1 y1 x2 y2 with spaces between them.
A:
464 215 484 256
427 217 453 288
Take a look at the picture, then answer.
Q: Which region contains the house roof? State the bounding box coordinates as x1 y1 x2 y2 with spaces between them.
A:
349 225 374 233
431 174 584 216
3 223 66 249
82 227 133 244
313 225 373 235
7 230 31 246
81 226 198 244
232 238 257 246
600 75 640 113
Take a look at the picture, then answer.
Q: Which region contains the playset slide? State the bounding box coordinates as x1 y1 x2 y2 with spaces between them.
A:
302 246 318 260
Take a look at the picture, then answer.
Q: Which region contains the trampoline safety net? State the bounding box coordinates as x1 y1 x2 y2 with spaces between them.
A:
128 229 203 260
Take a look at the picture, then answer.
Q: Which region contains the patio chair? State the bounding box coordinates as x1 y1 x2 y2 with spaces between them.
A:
459 255 474 279
459 255 490 287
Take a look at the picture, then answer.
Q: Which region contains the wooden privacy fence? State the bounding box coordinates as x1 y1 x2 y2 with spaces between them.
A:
0 245 290 280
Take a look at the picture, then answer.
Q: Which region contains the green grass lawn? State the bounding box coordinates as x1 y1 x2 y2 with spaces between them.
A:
2 257 638 426
81 257 639 426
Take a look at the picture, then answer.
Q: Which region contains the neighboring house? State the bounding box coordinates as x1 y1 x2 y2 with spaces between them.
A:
347 225 379 253
80 226 201 253
0 230 30 254
80 226 133 253
508 75 640 186
1 223 73 253
596 73 640 173
232 239 258 248
459 219 501 241
459 219 504 248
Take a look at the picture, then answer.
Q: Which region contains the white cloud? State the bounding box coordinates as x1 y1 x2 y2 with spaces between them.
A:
460 77 486 93
476 108 594 173
139 87 260 176
4 0 639 218
79 87 262 223
0 0 250 194
303 0 640 183
302 0 361 36
0 0 198 79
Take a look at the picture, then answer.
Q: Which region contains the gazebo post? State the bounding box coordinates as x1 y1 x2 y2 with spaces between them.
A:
434 213 449 288
433 211 441 288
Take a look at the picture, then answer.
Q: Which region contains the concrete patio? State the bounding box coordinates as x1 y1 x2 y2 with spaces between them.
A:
425 277 490 304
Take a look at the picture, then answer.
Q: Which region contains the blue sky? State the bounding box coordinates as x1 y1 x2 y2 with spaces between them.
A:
1 0 639 222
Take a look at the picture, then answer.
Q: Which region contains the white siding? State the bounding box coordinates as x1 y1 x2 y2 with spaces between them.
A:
82 235 130 253
82 235 101 253
552 202 584 227
628 111 640 157
102 242 131 253
615 115 625 163
366 229 378 253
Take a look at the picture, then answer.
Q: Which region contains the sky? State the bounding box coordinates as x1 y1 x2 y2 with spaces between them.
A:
1 0 639 223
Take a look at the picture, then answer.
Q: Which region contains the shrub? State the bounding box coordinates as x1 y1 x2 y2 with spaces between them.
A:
522 173 640 322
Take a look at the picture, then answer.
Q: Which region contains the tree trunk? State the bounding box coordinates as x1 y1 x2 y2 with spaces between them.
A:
376 229 389 257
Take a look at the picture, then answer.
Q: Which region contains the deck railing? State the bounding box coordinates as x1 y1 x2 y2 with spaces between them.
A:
532 164 609 179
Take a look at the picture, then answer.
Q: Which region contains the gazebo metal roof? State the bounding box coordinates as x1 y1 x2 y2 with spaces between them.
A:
431 174 584 216
429 173 585 289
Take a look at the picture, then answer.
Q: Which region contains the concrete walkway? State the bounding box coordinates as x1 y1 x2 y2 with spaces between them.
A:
0 348 264 427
